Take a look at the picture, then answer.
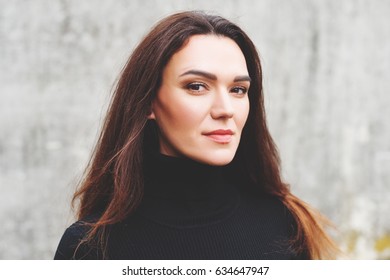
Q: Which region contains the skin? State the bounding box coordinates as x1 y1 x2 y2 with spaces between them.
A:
149 34 250 166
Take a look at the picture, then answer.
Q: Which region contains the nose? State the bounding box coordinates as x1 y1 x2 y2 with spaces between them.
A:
210 91 234 119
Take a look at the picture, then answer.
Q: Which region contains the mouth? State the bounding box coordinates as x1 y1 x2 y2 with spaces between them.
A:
203 129 234 144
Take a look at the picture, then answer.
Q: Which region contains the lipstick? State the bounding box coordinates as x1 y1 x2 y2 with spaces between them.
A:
203 129 233 144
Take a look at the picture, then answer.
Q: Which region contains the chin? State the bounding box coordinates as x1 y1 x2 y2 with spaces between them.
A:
191 151 236 166
206 159 233 166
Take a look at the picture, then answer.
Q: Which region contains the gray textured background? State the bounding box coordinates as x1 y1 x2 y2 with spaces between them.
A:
1 0 389 259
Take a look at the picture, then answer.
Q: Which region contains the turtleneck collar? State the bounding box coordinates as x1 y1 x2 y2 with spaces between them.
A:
137 152 240 227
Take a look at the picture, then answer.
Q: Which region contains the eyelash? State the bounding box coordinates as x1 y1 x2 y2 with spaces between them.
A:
231 86 248 95
185 82 248 96
186 82 207 93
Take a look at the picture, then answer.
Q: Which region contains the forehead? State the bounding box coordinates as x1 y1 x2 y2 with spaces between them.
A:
165 34 248 76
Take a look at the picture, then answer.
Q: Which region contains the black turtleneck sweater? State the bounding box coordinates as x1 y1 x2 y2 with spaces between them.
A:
54 153 305 259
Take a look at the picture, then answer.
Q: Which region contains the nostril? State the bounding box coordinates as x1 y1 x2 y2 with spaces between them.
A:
210 108 234 119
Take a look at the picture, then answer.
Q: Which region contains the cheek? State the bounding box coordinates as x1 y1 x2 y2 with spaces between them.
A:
236 98 250 129
154 95 208 133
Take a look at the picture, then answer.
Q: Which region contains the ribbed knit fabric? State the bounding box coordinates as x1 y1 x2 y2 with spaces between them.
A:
54 153 305 260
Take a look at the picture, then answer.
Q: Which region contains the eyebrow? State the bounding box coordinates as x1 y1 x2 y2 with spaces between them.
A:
179 70 251 83
233 75 252 83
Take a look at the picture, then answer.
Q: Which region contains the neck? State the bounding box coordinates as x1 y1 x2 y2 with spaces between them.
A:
137 152 240 227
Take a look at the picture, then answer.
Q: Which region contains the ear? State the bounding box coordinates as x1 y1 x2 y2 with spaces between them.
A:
147 112 156 120
147 104 156 120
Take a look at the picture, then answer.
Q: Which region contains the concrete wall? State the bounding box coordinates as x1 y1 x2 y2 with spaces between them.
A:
1 0 389 259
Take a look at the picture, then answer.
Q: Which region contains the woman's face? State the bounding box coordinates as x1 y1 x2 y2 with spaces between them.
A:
149 35 250 166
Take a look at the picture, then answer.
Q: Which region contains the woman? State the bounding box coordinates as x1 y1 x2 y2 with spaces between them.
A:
55 11 338 260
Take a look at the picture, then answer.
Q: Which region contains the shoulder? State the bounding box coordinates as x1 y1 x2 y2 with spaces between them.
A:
54 220 100 260
249 192 310 259
241 189 298 236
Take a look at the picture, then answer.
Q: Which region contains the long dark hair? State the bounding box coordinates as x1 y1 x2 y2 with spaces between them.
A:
73 11 338 259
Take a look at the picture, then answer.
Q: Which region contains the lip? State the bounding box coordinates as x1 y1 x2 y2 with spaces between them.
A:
203 129 234 144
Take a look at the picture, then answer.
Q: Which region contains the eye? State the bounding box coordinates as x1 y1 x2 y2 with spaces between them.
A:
231 86 248 95
185 82 208 93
